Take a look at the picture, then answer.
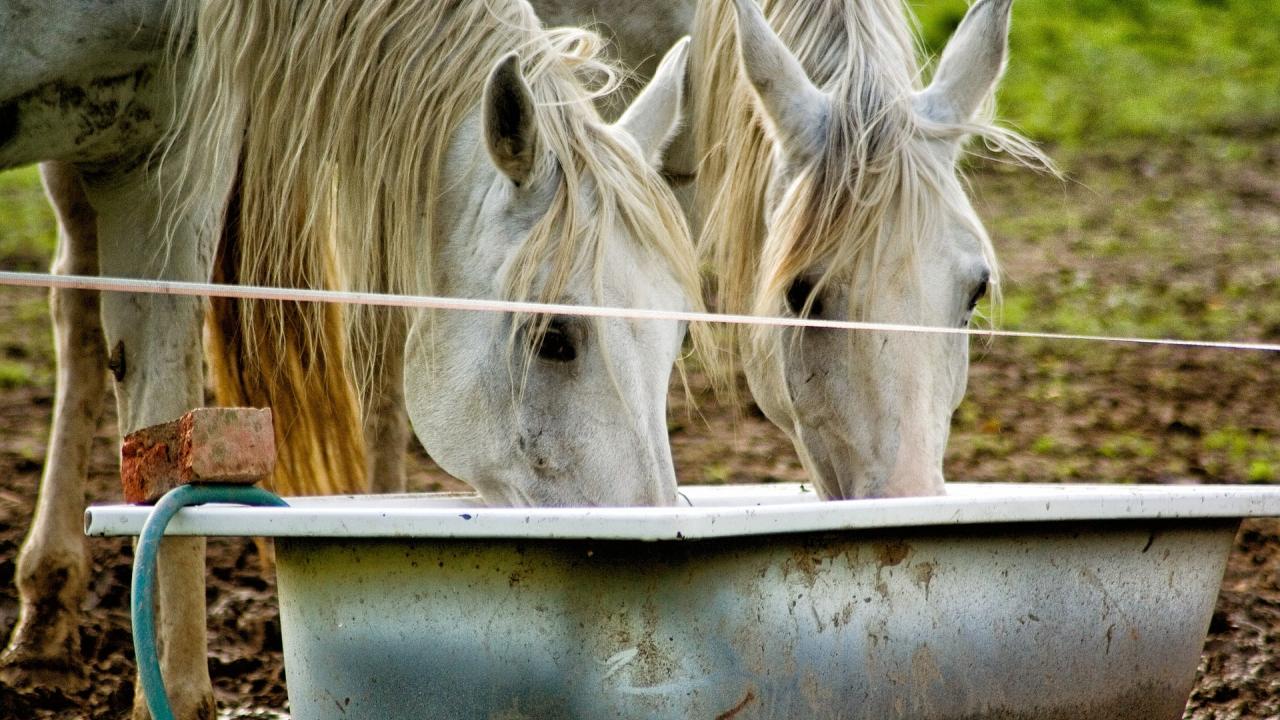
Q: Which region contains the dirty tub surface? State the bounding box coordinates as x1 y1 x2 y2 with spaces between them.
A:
86 483 1280 720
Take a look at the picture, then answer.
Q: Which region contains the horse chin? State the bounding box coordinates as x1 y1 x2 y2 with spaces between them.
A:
832 465 948 500
464 464 677 508
795 427 948 500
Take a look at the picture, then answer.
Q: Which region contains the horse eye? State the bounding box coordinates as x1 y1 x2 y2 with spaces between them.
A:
967 277 990 311
534 322 576 362
786 278 823 317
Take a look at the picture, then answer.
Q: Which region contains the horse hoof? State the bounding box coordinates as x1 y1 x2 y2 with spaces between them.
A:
131 688 217 720
0 643 88 693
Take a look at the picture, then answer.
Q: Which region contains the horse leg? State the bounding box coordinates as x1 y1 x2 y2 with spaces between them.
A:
0 162 107 690
361 311 409 493
84 164 218 720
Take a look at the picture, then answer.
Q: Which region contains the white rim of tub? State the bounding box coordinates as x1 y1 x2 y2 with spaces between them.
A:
85 482 1280 540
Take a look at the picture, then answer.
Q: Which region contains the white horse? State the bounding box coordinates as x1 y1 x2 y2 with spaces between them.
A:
1 0 699 717
1 2 219 712
687 0 1049 499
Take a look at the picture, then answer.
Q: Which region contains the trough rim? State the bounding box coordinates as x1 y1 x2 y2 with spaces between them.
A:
84 482 1280 540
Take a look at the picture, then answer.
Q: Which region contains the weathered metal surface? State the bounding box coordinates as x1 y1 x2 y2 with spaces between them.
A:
83 484 1280 718
275 520 1233 720
84 482 1280 538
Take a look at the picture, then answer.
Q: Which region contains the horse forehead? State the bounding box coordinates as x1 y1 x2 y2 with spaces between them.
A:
932 196 987 256
603 230 689 308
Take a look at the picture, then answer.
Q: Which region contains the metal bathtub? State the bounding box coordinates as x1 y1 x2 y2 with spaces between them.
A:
86 482 1280 719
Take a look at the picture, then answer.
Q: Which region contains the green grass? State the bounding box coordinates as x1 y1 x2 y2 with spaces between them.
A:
1249 460 1277 483
701 462 732 485
0 166 56 271
0 360 33 389
971 132 1280 350
914 0 1280 144
0 167 62 387
1201 428 1280 483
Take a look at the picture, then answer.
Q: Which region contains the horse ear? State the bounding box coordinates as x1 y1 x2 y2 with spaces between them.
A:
615 37 690 167
731 0 829 164
915 0 1013 126
483 53 539 186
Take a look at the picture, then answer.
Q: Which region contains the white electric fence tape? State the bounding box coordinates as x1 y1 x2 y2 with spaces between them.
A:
0 270 1277 353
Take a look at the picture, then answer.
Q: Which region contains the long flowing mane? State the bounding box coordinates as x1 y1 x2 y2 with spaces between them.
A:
691 0 1047 350
161 0 701 493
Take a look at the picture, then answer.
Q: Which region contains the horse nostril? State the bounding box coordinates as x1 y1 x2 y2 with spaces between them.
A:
108 341 127 382
0 103 18 150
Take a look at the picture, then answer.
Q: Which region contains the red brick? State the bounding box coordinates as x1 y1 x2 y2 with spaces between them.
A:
121 407 276 504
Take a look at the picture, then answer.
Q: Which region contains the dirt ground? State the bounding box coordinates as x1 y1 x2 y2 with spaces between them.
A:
0 372 1277 718
1 138 1279 716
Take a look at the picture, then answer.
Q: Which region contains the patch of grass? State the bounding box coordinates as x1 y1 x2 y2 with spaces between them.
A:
1205 428 1260 460
0 167 56 271
950 398 981 430
989 291 1034 331
1248 460 1277 484
1202 428 1280 483
975 135 1280 346
0 360 33 389
968 434 1015 460
1051 459 1084 481
702 462 731 485
914 0 1280 144
1030 434 1059 455
1099 434 1158 460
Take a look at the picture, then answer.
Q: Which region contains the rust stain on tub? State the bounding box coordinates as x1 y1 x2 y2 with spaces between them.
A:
714 689 756 720
872 541 913 599
914 561 937 597
874 541 911 568
784 550 822 587
910 644 944 694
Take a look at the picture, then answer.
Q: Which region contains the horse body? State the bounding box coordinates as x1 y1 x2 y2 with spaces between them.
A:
689 0 1047 499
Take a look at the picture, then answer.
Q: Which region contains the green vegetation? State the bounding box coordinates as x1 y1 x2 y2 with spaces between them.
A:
1203 428 1280 483
972 134 1280 348
0 360 33 389
0 166 65 386
914 0 1280 143
702 462 732 485
0 166 57 271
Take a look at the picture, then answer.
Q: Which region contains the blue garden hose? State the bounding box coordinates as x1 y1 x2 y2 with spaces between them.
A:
131 483 288 720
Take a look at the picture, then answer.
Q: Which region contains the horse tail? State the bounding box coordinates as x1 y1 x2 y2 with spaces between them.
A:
205 167 367 497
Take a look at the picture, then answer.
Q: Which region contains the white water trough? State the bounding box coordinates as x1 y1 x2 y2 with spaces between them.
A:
86 482 1280 719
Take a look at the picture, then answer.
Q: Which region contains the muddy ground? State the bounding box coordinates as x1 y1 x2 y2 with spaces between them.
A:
0 379 1278 719
1 136 1278 717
